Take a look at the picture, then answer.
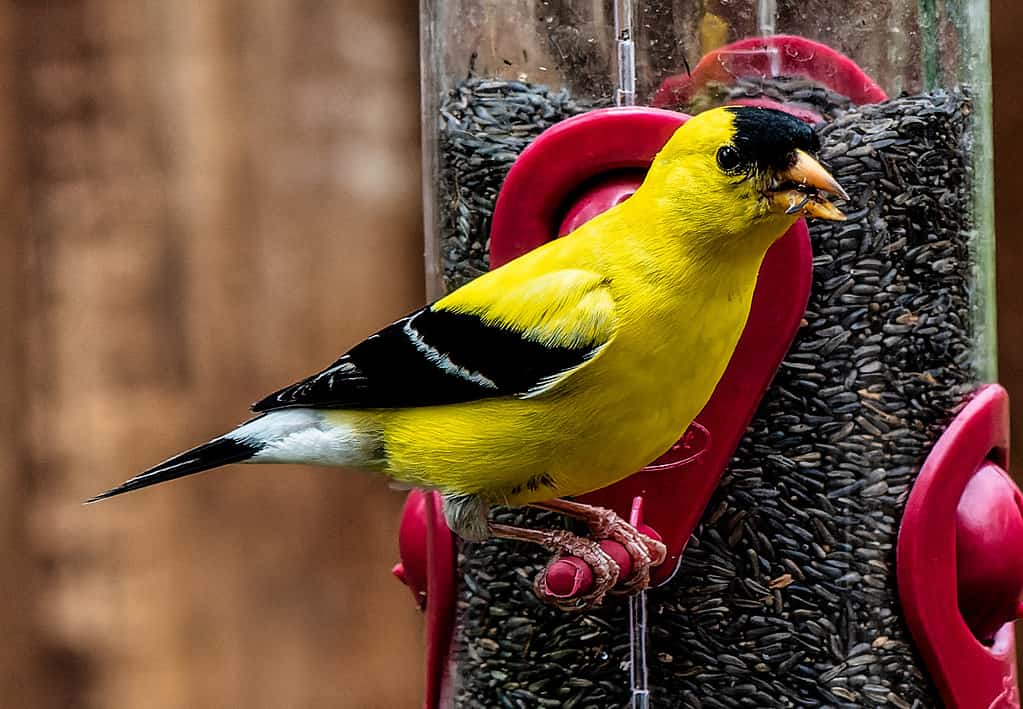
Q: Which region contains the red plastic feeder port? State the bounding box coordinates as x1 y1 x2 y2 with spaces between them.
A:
897 385 1021 708
956 462 1023 643
393 490 455 709
651 35 887 112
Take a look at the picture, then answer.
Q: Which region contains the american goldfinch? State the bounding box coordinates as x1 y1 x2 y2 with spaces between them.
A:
91 106 846 608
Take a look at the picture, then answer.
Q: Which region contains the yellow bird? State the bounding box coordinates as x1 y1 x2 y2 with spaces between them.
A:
91 106 846 608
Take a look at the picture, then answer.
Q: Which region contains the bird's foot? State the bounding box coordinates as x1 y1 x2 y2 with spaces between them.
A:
489 523 619 611
532 498 666 595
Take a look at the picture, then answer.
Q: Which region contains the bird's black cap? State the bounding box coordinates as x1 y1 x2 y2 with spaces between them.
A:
725 106 820 174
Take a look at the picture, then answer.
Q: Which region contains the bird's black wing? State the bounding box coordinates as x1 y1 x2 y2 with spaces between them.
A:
251 306 606 412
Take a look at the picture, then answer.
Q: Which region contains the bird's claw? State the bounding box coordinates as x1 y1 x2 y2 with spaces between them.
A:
532 529 620 611
582 505 666 595
492 501 666 609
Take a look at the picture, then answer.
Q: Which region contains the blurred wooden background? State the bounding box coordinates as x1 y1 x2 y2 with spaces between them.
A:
0 1 425 707
993 0 1023 469
1 2 1022 708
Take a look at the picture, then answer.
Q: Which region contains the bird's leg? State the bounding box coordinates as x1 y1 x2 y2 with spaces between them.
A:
489 522 620 611
530 498 667 595
443 493 491 542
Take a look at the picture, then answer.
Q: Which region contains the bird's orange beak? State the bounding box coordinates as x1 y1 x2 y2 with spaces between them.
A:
767 149 848 221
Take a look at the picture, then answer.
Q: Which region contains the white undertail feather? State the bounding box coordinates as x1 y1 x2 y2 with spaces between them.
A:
231 408 378 467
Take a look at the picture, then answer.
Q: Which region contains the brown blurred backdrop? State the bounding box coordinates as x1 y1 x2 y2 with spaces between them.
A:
0 1 424 707
0 2 1022 708
994 2 1023 465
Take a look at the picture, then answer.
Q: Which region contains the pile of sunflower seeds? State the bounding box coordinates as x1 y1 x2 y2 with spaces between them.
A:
725 76 854 120
684 76 855 120
436 79 600 292
446 80 976 708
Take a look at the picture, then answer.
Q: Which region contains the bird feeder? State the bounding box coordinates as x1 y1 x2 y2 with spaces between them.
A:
398 1 1016 707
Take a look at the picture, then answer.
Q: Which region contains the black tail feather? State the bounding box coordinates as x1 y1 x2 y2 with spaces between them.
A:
86 437 260 503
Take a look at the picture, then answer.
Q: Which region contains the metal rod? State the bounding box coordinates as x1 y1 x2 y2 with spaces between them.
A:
614 0 637 106
758 0 781 76
629 590 650 708
758 0 777 36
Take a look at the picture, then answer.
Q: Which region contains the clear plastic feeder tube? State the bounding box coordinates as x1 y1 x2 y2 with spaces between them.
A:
420 2 996 707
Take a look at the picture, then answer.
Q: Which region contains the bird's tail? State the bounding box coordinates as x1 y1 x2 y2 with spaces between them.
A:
86 435 260 503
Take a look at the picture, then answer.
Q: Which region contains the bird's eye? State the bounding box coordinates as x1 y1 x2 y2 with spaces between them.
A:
716 145 742 172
